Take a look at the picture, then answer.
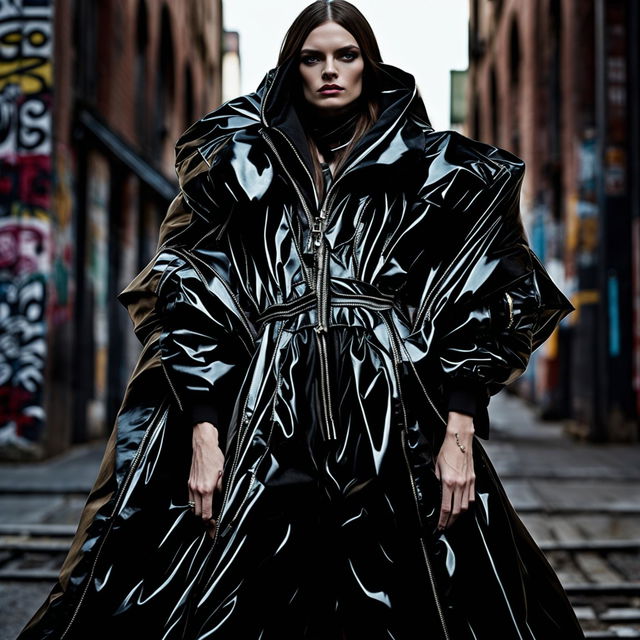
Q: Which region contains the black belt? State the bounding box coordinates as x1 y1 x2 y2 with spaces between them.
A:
255 291 397 329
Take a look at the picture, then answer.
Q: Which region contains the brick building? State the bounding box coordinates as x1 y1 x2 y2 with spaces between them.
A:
467 0 640 441
0 0 225 459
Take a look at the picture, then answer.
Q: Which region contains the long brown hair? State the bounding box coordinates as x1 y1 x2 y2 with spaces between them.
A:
277 0 384 199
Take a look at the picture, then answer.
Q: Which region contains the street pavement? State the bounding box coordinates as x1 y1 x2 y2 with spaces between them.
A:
484 392 640 512
0 391 639 639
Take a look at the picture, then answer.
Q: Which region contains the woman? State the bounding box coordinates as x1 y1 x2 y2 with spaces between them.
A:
19 1 585 639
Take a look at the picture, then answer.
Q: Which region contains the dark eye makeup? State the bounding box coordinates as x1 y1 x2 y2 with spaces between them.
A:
299 50 359 65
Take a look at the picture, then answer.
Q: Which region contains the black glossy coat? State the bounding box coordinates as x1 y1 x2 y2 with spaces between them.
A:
18 57 584 639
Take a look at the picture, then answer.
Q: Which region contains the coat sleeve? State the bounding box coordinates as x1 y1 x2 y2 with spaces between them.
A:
404 132 574 437
154 249 256 439
437 248 560 423
117 100 263 444
117 192 256 450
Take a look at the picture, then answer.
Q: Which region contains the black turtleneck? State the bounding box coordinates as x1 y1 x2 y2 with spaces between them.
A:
296 96 364 163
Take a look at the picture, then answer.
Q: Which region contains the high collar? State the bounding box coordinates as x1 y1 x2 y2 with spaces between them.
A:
297 99 363 163
175 58 434 221
257 56 433 203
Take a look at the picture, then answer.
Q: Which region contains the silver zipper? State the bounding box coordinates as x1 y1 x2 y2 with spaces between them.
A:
312 238 334 442
312 196 340 440
290 215 313 284
260 65 370 215
389 317 448 427
207 407 251 550
222 360 283 531
260 128 340 441
260 104 402 442
272 127 320 212
312 205 329 330
260 68 319 211
160 360 184 411
413 263 455 331
314 293 397 442
382 313 450 640
259 130 315 288
60 403 169 639
260 130 316 233
200 322 286 599
310 183 339 333
330 298 396 311
504 291 514 330
315 329 337 440
206 321 286 547
109 407 168 519
353 197 372 280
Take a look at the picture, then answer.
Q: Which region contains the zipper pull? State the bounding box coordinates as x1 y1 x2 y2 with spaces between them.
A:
313 204 330 245
312 219 323 247
307 207 326 252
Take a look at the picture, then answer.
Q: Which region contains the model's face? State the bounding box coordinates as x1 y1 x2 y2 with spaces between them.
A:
298 21 364 117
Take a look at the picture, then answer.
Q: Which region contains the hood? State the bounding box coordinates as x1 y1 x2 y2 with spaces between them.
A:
258 54 433 179
174 56 435 219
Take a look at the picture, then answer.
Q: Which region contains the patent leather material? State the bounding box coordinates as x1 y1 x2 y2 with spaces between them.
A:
18 57 583 639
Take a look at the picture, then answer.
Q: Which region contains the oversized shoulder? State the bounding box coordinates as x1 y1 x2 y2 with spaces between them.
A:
175 90 264 169
173 90 267 219
116 243 246 344
417 129 525 211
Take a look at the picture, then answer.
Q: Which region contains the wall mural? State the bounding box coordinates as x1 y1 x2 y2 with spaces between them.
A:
0 0 53 457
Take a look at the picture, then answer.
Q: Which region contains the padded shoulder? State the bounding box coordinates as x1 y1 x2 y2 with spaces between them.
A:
174 91 271 221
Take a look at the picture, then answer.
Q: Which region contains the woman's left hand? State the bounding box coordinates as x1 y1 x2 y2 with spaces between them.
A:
434 411 476 530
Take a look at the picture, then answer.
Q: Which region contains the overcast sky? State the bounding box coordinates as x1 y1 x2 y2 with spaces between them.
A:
222 0 469 130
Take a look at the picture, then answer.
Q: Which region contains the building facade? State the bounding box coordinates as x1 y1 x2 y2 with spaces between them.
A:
0 0 225 459
467 0 639 441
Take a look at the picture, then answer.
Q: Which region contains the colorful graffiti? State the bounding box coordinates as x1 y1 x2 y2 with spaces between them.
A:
50 145 73 327
0 0 53 457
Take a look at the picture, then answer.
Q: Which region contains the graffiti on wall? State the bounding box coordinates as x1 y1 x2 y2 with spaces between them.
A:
50 145 73 327
0 0 52 456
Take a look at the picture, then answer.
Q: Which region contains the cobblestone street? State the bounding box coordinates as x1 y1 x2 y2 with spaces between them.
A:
1 392 639 639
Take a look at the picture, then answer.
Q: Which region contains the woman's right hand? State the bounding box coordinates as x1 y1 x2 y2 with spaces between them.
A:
189 422 225 533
